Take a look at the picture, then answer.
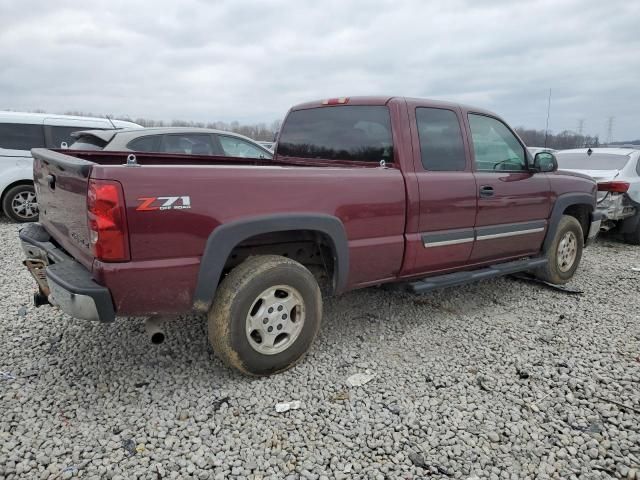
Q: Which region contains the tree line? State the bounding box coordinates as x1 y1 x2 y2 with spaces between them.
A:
513 127 600 149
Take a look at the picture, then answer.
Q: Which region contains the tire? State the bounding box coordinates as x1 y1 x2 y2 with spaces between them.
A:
208 255 322 376
535 215 584 284
2 184 39 223
623 222 640 245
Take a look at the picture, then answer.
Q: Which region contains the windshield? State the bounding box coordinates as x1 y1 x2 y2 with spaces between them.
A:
277 106 393 163
556 152 630 170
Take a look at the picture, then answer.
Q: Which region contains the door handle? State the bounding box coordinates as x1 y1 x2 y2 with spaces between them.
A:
479 185 494 197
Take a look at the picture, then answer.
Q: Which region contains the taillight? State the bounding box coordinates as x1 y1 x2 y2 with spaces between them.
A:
598 181 630 193
87 179 129 261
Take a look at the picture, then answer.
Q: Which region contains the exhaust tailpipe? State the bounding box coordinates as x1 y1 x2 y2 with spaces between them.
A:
144 316 168 344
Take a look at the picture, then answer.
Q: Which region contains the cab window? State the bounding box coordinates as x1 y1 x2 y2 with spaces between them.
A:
468 114 526 171
416 107 466 171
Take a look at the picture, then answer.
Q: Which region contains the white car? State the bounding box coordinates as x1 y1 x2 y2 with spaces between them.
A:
0 111 141 222
555 147 640 243
527 147 557 157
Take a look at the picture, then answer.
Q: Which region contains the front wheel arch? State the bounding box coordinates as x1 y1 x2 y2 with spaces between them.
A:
542 193 595 253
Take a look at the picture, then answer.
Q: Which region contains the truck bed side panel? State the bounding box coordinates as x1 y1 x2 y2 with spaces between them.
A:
90 164 406 315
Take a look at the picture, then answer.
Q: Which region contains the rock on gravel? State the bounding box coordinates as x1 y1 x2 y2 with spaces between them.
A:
1 217 639 479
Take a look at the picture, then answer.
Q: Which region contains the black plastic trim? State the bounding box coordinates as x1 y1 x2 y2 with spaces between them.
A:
542 192 596 252
476 220 547 238
19 223 115 322
403 257 548 293
193 213 349 312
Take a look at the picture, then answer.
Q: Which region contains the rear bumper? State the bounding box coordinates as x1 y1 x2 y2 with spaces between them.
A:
19 223 115 322
586 211 603 246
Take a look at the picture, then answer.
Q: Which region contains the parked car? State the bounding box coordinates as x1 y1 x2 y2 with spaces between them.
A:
20 96 600 376
0 112 140 222
555 147 640 243
70 127 273 159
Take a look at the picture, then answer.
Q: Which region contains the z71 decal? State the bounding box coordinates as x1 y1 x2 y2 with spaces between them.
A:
136 196 191 211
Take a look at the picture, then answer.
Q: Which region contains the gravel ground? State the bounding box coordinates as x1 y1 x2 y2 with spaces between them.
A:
1 217 639 480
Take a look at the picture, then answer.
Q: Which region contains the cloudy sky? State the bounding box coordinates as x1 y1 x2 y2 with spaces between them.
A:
1 0 638 140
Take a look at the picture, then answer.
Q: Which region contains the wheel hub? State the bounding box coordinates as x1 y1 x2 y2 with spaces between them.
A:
245 285 305 355
12 191 38 219
557 231 577 273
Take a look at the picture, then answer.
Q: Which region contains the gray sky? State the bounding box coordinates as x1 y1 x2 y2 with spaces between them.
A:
1 0 638 140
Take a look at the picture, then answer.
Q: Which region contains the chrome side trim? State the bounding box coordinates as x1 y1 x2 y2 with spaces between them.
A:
476 227 545 241
423 237 474 248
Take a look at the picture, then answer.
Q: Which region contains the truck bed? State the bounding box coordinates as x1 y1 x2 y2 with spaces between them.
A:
30 148 407 315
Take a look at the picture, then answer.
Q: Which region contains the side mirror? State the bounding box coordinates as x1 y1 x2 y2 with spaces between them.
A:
533 151 557 172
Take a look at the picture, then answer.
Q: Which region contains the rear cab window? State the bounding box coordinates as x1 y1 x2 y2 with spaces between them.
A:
277 105 394 163
0 123 45 150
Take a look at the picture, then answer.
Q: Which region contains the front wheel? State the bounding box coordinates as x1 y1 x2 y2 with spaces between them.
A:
208 255 322 376
535 215 584 284
2 184 39 223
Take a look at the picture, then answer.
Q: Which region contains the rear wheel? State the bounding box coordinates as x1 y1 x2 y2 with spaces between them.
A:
535 215 583 284
2 184 39 223
208 255 322 376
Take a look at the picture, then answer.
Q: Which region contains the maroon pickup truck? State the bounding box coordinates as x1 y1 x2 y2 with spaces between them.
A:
20 96 601 375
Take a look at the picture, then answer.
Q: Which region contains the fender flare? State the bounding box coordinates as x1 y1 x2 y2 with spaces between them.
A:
192 213 349 312
542 192 596 252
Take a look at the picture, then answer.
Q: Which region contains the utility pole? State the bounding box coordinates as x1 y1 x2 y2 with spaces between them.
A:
544 88 552 148
577 119 585 135
606 117 614 144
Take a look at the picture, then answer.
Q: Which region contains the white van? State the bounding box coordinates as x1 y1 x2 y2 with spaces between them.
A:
0 111 141 222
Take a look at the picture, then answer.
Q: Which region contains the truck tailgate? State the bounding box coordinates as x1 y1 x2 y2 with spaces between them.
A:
31 148 95 269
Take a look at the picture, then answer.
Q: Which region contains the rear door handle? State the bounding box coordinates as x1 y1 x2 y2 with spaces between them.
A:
479 185 494 197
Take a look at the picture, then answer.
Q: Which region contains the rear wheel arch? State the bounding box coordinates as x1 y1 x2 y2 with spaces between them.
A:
543 193 595 252
1 179 34 202
193 214 349 312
